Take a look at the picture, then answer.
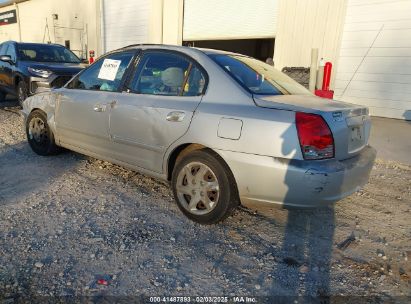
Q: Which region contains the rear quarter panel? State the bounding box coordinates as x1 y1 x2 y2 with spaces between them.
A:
164 100 303 174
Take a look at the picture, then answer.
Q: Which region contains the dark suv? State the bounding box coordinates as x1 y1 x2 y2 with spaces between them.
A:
0 41 86 105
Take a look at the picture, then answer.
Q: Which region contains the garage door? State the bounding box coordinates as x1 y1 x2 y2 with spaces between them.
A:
102 0 150 52
334 0 411 120
183 0 279 41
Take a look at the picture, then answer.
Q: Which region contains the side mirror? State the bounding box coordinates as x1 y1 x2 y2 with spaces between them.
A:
81 58 89 64
0 55 13 64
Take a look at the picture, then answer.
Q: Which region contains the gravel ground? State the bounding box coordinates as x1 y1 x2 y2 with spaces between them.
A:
0 101 410 303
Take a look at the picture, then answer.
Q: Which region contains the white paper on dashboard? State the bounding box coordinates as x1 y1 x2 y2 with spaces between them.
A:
97 59 121 81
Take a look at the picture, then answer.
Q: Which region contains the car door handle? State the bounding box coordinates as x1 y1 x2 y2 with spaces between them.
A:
94 100 116 112
93 104 106 112
166 111 185 122
108 100 117 108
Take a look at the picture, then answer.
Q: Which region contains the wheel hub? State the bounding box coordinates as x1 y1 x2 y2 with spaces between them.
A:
29 117 48 144
176 162 220 215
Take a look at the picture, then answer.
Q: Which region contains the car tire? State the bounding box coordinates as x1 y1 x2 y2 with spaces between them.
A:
17 81 28 107
26 110 60 156
171 149 239 224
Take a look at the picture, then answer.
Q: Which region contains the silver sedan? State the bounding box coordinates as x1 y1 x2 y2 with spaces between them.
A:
22 45 376 224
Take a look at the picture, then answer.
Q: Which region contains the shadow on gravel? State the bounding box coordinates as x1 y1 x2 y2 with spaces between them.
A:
0 142 79 204
266 124 341 300
271 207 335 300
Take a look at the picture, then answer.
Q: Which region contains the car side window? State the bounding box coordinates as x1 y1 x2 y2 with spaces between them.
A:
183 65 206 96
67 52 134 92
130 52 206 96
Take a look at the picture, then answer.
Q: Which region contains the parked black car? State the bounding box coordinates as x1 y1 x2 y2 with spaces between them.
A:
0 41 86 105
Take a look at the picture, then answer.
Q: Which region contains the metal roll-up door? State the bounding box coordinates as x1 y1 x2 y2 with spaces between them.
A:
183 0 279 41
102 0 150 52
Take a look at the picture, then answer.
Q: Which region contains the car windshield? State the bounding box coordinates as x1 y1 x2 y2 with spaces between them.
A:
16 44 81 63
210 54 312 96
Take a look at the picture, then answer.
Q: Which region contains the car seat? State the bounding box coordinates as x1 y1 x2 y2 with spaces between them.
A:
161 67 184 94
18 50 32 61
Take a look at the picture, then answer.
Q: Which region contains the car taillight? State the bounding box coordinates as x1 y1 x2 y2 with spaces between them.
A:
295 112 334 160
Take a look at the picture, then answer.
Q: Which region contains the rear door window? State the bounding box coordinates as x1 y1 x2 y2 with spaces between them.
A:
67 52 134 92
129 51 206 96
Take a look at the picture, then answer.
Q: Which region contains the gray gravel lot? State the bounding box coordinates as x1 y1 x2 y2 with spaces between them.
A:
0 101 410 302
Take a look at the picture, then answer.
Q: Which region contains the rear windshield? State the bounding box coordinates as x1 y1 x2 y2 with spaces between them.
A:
210 54 311 96
16 44 81 63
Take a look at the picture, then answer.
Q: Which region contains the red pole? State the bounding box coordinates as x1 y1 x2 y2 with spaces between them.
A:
89 50 95 64
322 62 332 91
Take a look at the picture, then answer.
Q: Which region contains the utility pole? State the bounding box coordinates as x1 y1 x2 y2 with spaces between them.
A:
309 48 318 93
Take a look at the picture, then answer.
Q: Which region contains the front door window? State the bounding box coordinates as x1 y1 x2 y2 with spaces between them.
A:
67 52 134 92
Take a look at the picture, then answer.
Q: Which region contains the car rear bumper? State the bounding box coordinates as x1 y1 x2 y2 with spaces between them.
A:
216 146 377 208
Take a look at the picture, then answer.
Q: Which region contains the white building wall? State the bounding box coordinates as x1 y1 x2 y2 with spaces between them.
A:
274 0 347 77
162 0 183 45
0 0 101 58
334 0 411 120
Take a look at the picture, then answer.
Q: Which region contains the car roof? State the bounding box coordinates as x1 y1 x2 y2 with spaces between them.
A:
120 44 245 57
3 40 65 47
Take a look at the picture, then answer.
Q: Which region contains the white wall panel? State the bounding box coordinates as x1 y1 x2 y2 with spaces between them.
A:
273 0 348 75
335 0 411 120
354 73 411 84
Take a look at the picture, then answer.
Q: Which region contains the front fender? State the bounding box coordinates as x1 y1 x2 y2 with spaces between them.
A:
22 91 59 138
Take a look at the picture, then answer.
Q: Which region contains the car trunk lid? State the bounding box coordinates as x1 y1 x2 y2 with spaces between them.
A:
253 94 371 160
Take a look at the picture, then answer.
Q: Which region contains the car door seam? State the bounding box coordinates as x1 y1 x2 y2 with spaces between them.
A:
112 135 165 153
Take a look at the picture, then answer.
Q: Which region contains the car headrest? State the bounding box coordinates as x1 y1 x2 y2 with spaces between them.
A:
161 67 184 88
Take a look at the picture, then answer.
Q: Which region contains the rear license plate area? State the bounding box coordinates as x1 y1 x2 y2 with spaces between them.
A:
348 125 365 152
